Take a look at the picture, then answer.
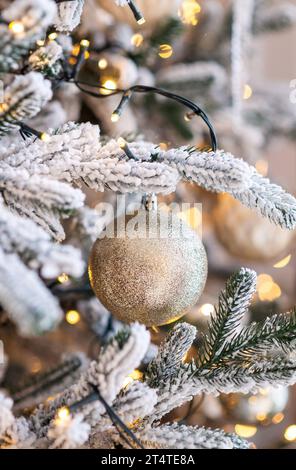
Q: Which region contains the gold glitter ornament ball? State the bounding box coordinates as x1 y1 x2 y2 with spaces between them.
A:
88 209 208 326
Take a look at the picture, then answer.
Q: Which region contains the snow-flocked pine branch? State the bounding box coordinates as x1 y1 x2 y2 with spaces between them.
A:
0 73 52 136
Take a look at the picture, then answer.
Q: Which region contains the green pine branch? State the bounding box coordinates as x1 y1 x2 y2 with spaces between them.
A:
200 268 257 365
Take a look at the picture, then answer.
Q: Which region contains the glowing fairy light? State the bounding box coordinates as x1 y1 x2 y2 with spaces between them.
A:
55 407 70 425
65 310 81 325
158 44 173 59
111 112 120 123
284 425 296 442
40 132 50 142
273 254 292 269
122 370 143 388
178 0 201 26
48 32 58 41
111 91 132 123
9 21 24 35
198 303 215 317
58 273 69 284
71 44 80 57
131 33 144 48
272 413 284 424
234 424 257 438
257 274 281 302
80 39 90 48
100 79 117 95
98 58 108 70
243 84 253 100
117 137 136 160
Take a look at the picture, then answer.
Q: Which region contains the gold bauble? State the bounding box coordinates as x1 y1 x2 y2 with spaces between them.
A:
88 209 207 326
97 0 182 29
213 194 294 261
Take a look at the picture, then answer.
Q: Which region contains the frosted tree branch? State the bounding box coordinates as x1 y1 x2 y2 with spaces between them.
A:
136 423 248 450
0 248 62 336
0 204 84 278
0 73 52 136
55 0 85 32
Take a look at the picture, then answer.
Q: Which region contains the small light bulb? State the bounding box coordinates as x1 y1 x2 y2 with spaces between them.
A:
111 112 120 123
58 273 69 284
56 407 70 422
80 39 90 48
137 17 146 25
284 425 296 442
199 303 215 317
131 33 144 48
273 254 292 269
40 132 49 142
66 310 80 325
234 424 257 438
98 58 108 70
48 32 58 41
101 79 117 95
243 84 253 100
9 21 24 35
117 137 126 149
158 44 173 59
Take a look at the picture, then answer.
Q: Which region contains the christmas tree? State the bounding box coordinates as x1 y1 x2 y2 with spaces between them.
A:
0 0 296 450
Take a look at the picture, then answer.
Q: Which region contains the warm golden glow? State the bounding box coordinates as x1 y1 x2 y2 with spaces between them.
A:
273 254 292 269
98 58 108 70
178 0 201 26
40 132 49 142
71 44 80 57
48 32 58 41
158 44 173 59
117 137 127 149
36 39 45 47
256 412 267 422
272 413 285 424
259 388 269 396
65 310 80 325
9 21 24 35
80 39 90 48
243 84 253 100
178 206 202 233
198 303 215 317
100 79 117 95
234 424 257 438
257 274 281 302
0 103 8 113
131 33 144 48
56 407 70 425
58 273 69 284
284 425 296 442
255 159 269 177
159 142 168 151
122 369 143 388
111 112 120 123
